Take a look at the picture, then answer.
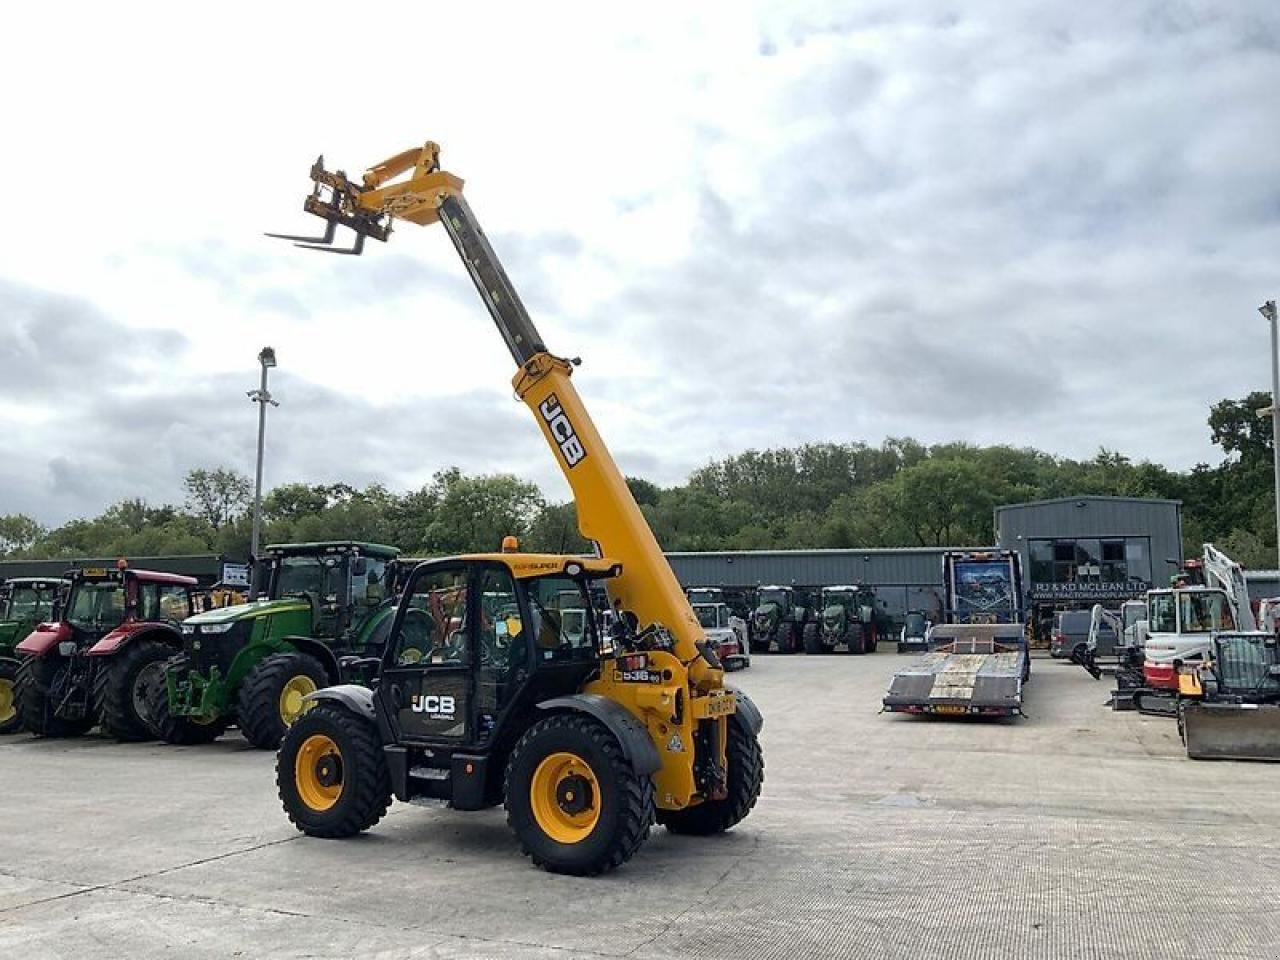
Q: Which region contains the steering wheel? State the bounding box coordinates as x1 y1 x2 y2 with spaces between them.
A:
396 608 433 666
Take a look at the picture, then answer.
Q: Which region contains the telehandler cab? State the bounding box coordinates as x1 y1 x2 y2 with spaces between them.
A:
270 142 764 875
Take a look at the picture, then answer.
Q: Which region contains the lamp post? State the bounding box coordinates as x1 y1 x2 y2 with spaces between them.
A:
1260 301 1280 571
247 346 278 598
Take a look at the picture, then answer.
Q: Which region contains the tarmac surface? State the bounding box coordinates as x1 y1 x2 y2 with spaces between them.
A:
2 651 1278 960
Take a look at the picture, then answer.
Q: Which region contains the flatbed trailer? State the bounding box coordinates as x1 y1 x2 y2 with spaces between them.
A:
882 624 1028 717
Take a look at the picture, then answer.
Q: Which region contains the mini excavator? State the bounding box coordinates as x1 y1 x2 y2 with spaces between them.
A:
268 142 764 875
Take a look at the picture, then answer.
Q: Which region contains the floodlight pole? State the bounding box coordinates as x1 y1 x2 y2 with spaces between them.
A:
248 346 278 598
1261 301 1280 572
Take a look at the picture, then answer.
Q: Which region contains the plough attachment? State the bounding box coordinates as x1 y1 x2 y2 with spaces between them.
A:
266 143 464 255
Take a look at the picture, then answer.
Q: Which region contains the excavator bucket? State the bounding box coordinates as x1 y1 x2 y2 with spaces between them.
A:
1180 702 1280 761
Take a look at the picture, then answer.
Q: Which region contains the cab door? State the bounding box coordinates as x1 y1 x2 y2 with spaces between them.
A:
380 562 475 743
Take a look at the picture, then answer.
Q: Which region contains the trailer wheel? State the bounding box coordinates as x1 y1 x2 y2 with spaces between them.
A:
97 638 173 742
146 656 229 745
659 720 764 835
505 713 654 875
15 657 97 738
278 703 391 837
239 651 329 750
0 659 21 735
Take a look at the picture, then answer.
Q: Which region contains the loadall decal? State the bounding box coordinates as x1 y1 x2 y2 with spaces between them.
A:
539 394 586 468
411 694 456 720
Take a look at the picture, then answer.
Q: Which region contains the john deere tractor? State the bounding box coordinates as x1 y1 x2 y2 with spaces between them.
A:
749 585 814 654
149 542 402 748
811 585 879 654
0 577 68 734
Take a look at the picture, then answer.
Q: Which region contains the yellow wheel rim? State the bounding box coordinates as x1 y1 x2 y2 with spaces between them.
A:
0 678 14 725
294 734 343 812
279 675 317 726
529 751 601 844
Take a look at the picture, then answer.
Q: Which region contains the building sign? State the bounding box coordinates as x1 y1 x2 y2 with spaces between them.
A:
220 562 251 588
1029 580 1151 602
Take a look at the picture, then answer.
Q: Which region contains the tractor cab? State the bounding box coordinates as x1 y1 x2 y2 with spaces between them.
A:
264 542 399 641
0 578 67 645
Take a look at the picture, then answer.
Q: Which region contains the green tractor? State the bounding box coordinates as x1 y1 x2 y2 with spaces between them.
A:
0 577 68 734
810 585 880 654
149 542 402 748
749 585 815 654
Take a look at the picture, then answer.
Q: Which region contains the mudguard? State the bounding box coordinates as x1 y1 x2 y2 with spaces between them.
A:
281 635 343 685
87 623 180 656
302 684 377 722
727 686 764 735
15 622 71 657
537 693 662 775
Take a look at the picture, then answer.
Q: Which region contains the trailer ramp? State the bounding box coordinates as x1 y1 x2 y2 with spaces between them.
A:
883 630 1027 718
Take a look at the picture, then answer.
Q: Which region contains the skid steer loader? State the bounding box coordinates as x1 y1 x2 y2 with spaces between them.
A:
268 142 764 875
1178 632 1280 761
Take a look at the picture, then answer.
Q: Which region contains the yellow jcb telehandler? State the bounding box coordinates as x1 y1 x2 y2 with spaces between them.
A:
268 142 764 874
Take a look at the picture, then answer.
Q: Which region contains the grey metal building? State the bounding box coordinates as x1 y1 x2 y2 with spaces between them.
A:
993 496 1183 617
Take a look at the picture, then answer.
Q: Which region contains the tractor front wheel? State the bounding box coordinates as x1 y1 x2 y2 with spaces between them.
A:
15 657 97 738
0 658 21 735
278 703 391 837
505 713 654 875
98 638 173 742
239 651 329 750
659 720 764 836
802 623 823 655
146 656 229 745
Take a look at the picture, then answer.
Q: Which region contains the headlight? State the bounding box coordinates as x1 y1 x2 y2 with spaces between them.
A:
198 622 235 634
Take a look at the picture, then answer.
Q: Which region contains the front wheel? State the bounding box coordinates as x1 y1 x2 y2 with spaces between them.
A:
238 651 329 750
505 713 655 875
659 719 764 835
0 658 21 734
146 656 229 745
278 704 391 837
97 638 173 742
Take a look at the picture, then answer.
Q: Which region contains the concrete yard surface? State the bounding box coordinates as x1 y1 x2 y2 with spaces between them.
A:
2 653 1278 959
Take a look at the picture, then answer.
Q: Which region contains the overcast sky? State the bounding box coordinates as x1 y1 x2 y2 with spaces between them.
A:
1 2 1277 525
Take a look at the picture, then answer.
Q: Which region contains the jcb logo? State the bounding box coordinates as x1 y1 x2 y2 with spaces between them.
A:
410 694 455 720
539 394 587 468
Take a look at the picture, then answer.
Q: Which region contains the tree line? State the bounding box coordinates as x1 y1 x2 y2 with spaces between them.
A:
1 393 1275 569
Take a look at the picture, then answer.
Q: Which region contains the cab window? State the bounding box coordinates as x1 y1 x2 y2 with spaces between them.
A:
394 567 469 666
525 575 598 662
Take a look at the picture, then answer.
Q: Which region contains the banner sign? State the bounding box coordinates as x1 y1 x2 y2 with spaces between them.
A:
220 562 251 588
1029 580 1150 601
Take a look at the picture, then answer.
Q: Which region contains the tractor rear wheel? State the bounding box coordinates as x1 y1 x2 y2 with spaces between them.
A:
505 713 654 875
659 719 763 836
146 656 229 745
0 658 21 735
15 657 97 738
802 623 823 655
97 638 172 742
278 703 391 837
238 651 329 750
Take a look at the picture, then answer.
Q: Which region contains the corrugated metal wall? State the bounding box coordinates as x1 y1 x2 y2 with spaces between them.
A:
666 548 970 588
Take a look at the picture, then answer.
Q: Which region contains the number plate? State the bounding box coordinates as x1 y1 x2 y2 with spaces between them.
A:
932 704 967 715
694 691 737 719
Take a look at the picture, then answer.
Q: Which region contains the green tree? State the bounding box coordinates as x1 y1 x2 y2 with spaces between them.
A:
0 514 45 556
184 467 252 531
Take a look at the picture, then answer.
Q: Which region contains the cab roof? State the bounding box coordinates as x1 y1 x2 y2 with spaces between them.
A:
264 541 400 559
74 567 197 587
3 577 69 588
441 553 622 580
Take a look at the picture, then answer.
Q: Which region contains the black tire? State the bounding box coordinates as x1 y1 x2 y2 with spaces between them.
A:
278 703 391 837
659 719 764 836
505 713 655 876
97 638 174 742
802 623 822 655
238 651 330 750
15 656 97 738
0 658 21 735
145 655 230 745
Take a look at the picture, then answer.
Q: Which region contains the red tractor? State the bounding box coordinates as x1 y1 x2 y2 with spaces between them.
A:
14 562 196 740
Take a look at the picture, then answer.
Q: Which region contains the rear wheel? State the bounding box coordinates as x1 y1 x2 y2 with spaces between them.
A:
238 651 329 750
0 658 20 734
505 713 654 875
659 719 764 835
146 655 229 745
15 657 97 737
98 638 173 742
278 704 391 837
802 623 822 655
